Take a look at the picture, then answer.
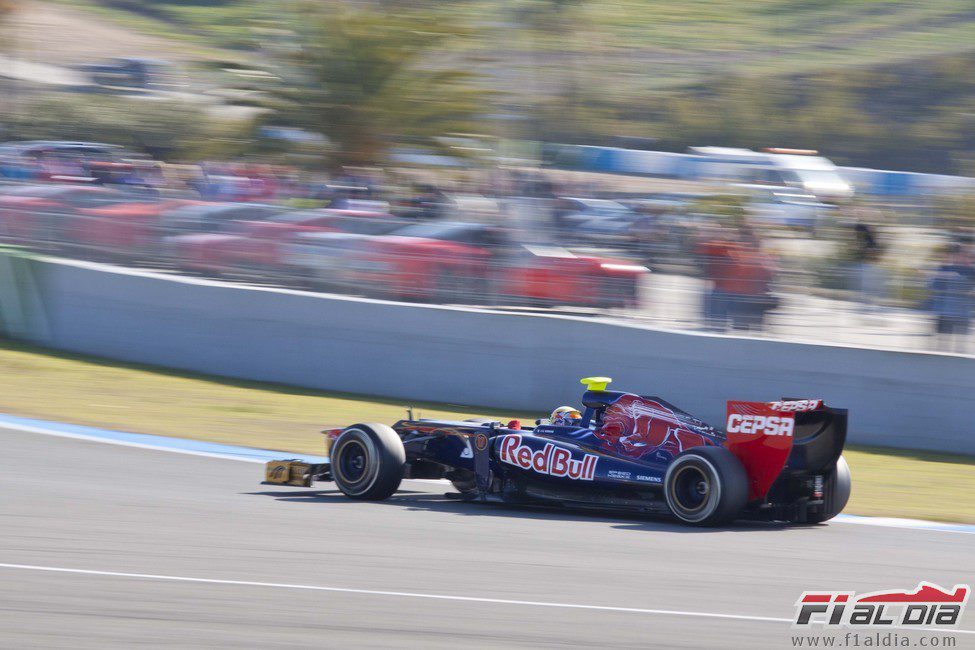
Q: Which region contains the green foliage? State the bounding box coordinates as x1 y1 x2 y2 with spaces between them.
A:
0 94 234 161
689 194 749 228
280 198 329 209
42 1 975 173
600 52 975 174
269 5 487 168
0 0 15 50
933 193 975 232
79 0 279 49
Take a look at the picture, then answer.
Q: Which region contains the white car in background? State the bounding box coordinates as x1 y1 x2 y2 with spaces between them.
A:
691 146 854 202
746 188 837 230
749 149 854 202
554 197 636 240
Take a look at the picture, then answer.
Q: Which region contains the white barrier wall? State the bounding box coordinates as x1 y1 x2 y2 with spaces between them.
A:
20 257 975 454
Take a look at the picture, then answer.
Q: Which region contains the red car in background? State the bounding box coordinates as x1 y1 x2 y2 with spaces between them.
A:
169 206 392 276
0 185 187 260
0 185 117 244
162 203 288 273
0 185 178 260
343 222 647 308
64 196 193 261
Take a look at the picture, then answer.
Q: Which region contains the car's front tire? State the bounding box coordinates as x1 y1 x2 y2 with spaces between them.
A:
664 446 748 526
331 423 405 500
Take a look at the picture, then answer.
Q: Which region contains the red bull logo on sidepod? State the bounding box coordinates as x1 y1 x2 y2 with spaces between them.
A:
498 435 597 480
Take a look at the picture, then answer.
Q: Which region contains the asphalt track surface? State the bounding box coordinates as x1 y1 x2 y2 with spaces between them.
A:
1 426 973 649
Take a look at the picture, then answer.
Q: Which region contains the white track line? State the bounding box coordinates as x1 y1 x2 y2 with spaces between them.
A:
1 563 972 635
0 562 786 623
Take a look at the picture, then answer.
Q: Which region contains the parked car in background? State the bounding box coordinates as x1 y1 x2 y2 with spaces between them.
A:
0 185 135 243
168 206 392 276
553 197 634 238
746 149 853 203
746 188 838 230
0 183 186 260
163 203 289 273
79 57 174 90
0 141 151 186
691 146 853 202
280 219 411 288
343 221 647 308
161 203 286 238
63 197 190 262
621 197 700 266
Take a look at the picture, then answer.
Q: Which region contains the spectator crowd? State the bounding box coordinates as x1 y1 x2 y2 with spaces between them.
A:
1 143 973 354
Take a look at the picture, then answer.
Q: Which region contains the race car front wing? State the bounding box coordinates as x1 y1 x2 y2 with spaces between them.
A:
263 459 330 488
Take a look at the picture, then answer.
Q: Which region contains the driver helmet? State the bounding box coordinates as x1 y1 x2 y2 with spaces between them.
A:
551 405 582 426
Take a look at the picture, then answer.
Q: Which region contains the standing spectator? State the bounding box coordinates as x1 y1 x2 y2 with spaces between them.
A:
696 225 738 331
851 221 885 312
414 184 448 220
926 243 975 353
726 227 778 331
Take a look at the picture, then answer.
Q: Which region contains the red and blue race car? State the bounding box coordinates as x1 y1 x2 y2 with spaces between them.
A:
264 377 850 526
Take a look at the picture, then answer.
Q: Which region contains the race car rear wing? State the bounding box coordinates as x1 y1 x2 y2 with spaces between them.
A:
724 399 847 500
788 402 847 474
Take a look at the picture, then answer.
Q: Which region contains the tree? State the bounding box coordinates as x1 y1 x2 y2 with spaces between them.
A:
272 5 485 168
0 0 18 139
2 94 215 160
934 193 975 234
0 0 13 30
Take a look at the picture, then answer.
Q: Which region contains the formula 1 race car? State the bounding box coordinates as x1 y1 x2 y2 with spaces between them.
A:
264 378 851 526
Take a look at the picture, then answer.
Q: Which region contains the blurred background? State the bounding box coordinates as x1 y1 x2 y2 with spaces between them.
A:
3 7 975 647
1 0 974 354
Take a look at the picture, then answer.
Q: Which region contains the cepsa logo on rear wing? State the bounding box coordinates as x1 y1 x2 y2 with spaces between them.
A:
768 399 822 413
726 399 824 437
727 412 794 437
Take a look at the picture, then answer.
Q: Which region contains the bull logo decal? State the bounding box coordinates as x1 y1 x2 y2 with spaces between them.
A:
595 395 709 459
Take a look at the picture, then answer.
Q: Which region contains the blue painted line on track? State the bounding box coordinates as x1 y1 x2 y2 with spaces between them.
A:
831 513 975 534
0 412 327 464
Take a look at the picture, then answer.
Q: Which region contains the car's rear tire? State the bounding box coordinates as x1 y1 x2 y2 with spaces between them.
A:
331 423 405 500
807 455 851 523
664 446 748 526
